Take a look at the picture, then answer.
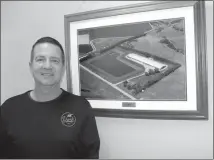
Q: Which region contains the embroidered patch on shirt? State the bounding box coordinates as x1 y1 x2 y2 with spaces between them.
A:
61 112 76 127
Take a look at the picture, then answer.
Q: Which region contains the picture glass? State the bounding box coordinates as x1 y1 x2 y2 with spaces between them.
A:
78 18 187 101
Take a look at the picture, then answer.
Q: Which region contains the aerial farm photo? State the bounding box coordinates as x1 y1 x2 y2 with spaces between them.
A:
78 18 187 101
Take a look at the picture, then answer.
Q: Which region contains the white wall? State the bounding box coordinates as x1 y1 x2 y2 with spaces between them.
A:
1 1 213 159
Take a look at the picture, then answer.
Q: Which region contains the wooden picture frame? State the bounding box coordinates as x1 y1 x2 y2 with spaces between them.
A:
64 1 208 120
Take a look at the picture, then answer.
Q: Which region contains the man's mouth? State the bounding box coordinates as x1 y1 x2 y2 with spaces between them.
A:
41 73 54 76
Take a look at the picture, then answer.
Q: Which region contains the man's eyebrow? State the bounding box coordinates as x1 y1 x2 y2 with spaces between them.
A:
35 56 45 59
35 56 60 59
50 56 60 59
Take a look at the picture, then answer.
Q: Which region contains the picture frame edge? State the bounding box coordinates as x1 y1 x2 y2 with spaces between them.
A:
64 1 208 120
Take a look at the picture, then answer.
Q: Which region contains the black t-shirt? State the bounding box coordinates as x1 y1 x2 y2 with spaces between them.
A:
0 89 100 159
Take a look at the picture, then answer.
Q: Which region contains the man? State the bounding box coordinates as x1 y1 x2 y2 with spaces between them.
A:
0 37 100 159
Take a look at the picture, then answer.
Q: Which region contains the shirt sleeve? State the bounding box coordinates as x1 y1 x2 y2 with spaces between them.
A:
80 100 100 159
0 105 11 158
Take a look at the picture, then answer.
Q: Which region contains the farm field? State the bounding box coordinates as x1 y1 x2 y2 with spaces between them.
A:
78 18 186 100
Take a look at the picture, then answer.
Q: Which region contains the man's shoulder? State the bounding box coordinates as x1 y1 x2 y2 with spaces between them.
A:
63 90 88 101
62 90 91 109
1 91 30 108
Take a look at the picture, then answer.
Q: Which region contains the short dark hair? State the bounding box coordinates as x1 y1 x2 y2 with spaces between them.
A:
30 37 65 65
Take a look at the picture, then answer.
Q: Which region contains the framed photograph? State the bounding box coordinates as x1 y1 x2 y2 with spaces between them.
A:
64 1 208 120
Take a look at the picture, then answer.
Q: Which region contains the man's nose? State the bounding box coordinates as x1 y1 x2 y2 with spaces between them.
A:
43 60 52 69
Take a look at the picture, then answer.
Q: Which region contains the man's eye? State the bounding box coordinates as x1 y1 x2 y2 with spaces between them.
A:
52 59 60 63
36 59 44 62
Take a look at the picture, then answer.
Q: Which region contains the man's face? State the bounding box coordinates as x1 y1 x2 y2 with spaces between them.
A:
30 43 65 87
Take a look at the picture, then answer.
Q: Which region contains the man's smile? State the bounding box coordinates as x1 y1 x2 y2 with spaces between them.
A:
41 73 54 76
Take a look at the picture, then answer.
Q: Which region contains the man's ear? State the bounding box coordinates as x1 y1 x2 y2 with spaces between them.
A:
62 65 66 76
29 62 32 67
29 62 32 73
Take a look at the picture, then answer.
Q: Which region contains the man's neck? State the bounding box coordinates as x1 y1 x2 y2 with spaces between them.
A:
31 85 62 102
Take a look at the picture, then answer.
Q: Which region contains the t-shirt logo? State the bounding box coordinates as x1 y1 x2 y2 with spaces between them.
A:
61 112 76 127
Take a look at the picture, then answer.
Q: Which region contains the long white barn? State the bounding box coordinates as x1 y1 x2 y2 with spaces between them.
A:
126 53 167 71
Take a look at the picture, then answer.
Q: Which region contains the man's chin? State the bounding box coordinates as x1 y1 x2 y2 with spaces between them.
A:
34 78 61 87
38 81 58 87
